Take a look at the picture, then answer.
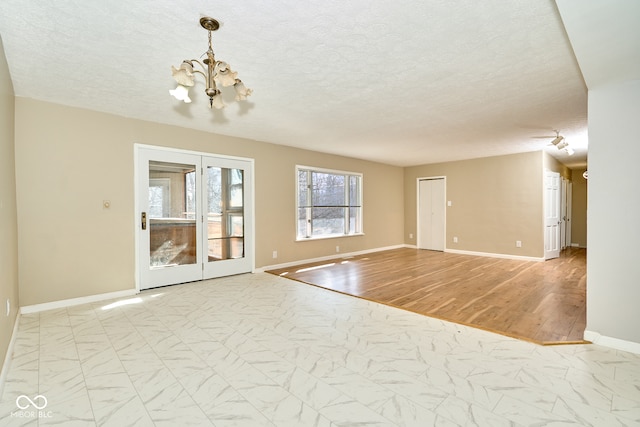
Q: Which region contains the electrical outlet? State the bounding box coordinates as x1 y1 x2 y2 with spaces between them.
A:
336 246 340 253
516 240 522 248
453 236 458 243
272 250 278 259
409 233 413 239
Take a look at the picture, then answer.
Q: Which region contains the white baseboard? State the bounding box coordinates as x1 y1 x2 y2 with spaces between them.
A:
257 244 545 272
445 248 545 262
0 311 21 399
256 244 408 272
20 289 138 314
583 330 640 354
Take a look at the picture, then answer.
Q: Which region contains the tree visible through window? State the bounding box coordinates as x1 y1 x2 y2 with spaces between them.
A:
297 166 362 239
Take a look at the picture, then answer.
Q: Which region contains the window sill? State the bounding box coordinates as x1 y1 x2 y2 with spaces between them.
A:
296 233 364 242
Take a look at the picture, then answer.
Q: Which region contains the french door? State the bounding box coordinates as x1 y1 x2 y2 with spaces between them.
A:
137 146 253 290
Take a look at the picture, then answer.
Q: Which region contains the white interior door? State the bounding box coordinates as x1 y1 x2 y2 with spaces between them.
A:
544 170 561 260
137 146 253 290
418 178 445 251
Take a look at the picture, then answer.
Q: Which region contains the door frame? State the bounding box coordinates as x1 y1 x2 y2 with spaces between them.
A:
561 177 568 250
134 144 255 292
565 180 573 247
416 176 446 251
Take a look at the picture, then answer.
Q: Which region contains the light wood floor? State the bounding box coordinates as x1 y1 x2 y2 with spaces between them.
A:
267 247 587 345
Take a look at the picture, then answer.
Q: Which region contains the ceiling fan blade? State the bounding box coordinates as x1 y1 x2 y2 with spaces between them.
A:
550 136 564 146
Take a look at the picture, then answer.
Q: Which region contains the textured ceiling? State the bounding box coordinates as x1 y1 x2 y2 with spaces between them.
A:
0 0 590 167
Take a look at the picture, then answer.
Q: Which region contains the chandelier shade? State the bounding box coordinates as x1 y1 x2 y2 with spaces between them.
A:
169 85 192 103
170 17 252 109
171 63 195 87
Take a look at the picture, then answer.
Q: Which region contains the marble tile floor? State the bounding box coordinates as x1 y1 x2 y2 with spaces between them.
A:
1 273 639 426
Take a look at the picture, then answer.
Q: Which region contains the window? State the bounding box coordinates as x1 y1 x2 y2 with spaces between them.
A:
297 166 362 239
148 178 171 218
185 170 196 219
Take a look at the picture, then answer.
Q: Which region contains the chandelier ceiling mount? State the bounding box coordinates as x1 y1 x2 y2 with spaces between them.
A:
199 17 220 32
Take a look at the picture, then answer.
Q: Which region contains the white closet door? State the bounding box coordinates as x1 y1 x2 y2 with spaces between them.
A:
418 178 445 251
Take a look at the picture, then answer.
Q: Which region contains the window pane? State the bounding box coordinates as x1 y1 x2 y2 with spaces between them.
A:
229 214 244 237
349 207 361 234
298 170 308 207
229 237 244 258
349 175 360 206
148 183 168 218
207 167 222 215
312 207 345 236
312 172 345 206
298 208 308 237
185 171 196 219
229 169 243 208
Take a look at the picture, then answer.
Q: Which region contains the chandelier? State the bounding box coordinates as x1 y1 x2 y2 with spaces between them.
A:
170 17 252 109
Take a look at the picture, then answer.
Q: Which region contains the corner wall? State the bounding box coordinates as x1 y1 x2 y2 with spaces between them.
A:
404 151 544 257
14 98 404 306
0 36 19 377
586 80 640 347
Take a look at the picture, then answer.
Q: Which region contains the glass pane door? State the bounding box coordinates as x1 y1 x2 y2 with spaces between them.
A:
138 147 253 290
203 157 252 279
138 149 203 290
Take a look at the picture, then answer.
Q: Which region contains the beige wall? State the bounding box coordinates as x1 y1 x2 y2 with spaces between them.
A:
544 152 572 179
404 151 544 257
0 37 19 374
14 98 404 306
570 167 587 247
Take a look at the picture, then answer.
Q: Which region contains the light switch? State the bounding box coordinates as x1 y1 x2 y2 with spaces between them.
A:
447 200 452 206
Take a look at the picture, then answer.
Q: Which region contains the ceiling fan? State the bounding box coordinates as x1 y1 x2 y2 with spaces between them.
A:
533 130 568 150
